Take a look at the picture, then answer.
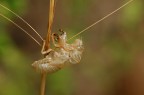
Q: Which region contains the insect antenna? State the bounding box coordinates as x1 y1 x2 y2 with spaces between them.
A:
0 13 41 46
68 0 134 41
0 3 44 41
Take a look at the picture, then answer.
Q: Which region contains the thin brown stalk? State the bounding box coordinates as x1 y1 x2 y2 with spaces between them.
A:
40 0 55 95
45 0 55 50
40 73 47 95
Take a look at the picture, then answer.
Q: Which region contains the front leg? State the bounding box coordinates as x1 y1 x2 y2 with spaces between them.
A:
41 40 52 55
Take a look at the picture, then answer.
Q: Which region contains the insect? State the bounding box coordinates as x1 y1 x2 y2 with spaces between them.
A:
0 0 134 74
32 30 84 73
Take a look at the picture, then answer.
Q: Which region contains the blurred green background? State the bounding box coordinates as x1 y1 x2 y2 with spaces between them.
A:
0 0 144 95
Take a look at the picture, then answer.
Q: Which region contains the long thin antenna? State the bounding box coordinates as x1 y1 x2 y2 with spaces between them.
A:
0 13 41 46
68 0 134 40
0 3 44 41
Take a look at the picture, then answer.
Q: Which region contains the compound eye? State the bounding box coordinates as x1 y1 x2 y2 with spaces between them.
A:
59 29 64 35
53 33 59 42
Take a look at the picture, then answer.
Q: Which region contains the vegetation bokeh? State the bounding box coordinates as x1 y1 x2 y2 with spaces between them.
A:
0 0 144 95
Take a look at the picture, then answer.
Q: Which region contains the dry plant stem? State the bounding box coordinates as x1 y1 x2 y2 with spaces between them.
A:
40 0 55 95
40 73 47 95
45 0 55 50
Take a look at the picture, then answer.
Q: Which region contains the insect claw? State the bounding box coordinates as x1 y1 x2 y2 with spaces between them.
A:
41 40 53 55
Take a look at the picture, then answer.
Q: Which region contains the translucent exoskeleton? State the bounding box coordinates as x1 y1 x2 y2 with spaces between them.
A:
32 30 84 73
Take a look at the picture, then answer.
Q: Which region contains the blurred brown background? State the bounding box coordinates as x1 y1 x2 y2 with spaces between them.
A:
0 0 144 95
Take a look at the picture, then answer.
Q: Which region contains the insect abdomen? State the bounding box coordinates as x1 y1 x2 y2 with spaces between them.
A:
32 57 64 73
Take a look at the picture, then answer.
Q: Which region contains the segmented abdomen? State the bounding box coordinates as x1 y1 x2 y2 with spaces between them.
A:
32 58 63 73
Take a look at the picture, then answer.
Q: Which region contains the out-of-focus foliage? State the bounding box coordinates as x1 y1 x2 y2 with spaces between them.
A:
0 0 32 95
0 29 32 95
0 0 144 95
0 0 27 22
122 0 143 27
